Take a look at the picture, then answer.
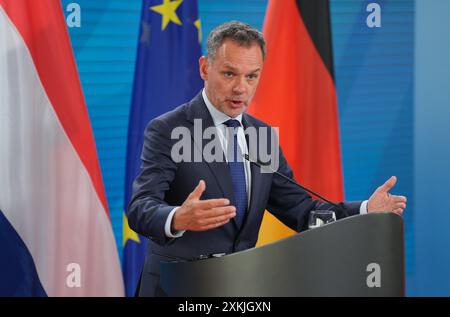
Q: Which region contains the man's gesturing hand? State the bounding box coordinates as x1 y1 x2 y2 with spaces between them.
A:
367 176 407 215
172 180 236 232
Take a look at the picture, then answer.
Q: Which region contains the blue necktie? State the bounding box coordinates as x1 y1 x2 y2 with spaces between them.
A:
223 119 247 227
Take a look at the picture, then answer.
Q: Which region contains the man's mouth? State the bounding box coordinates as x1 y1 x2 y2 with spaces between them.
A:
229 100 245 107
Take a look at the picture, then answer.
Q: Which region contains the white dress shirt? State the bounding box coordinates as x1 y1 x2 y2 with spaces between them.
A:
201 89 252 203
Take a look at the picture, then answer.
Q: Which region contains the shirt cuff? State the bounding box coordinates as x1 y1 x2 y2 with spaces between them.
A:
165 207 186 238
359 200 369 214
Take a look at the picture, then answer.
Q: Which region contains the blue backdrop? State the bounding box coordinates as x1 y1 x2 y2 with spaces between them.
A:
410 0 450 296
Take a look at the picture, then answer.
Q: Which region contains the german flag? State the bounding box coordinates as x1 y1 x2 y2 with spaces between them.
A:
249 0 343 245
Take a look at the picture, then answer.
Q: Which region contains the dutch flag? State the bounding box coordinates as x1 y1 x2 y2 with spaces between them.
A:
0 0 124 296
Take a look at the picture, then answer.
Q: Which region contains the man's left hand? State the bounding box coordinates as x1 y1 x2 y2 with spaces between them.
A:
367 176 407 215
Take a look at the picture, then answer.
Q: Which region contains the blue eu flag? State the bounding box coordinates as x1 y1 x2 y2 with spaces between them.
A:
123 0 203 296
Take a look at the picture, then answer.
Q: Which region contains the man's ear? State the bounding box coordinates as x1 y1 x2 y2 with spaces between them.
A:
199 56 208 81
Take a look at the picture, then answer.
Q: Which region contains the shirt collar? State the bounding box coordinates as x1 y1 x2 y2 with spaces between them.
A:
202 89 243 126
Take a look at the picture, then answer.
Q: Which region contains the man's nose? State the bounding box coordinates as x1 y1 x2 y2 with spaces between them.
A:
232 77 246 94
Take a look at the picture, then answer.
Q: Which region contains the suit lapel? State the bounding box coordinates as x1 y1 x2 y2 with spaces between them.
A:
185 95 269 230
242 113 264 229
185 93 235 208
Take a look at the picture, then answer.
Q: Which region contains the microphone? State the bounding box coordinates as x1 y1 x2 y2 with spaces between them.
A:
152 250 226 262
243 154 348 218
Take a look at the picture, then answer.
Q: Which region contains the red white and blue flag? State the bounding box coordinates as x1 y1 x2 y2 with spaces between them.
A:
0 0 124 296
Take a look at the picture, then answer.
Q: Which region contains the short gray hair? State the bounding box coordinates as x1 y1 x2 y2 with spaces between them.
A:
206 21 266 61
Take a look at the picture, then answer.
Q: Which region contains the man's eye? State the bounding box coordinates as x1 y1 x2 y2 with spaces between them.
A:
247 74 258 80
223 72 234 78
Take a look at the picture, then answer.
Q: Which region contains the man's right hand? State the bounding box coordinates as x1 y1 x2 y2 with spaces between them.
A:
172 180 236 232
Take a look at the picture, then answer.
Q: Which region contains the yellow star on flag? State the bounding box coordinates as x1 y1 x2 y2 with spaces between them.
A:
123 212 140 246
150 0 183 31
194 18 202 43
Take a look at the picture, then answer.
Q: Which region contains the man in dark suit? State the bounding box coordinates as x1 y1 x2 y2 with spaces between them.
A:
128 21 407 297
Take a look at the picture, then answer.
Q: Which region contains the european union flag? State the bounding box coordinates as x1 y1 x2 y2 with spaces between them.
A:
123 0 203 296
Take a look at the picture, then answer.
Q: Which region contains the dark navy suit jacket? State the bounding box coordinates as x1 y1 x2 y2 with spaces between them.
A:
127 92 361 296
